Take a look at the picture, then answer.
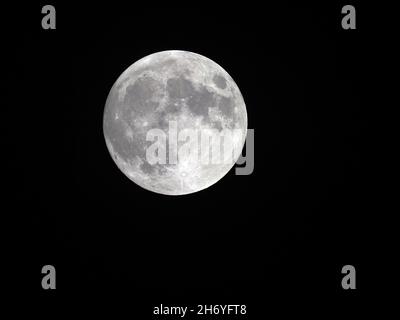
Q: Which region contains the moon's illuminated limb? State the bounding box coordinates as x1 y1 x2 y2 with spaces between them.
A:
103 50 247 195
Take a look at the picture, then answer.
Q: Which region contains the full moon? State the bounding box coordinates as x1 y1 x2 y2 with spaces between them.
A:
103 50 247 195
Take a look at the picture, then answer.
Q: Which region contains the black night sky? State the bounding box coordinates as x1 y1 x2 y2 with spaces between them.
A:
5 2 377 317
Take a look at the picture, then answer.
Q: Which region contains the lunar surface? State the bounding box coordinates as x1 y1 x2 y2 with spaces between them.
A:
103 50 247 195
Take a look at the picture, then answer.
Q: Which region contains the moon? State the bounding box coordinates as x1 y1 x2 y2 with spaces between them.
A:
103 50 247 195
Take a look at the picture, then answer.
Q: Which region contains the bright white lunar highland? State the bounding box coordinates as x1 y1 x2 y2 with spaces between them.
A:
103 50 247 195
